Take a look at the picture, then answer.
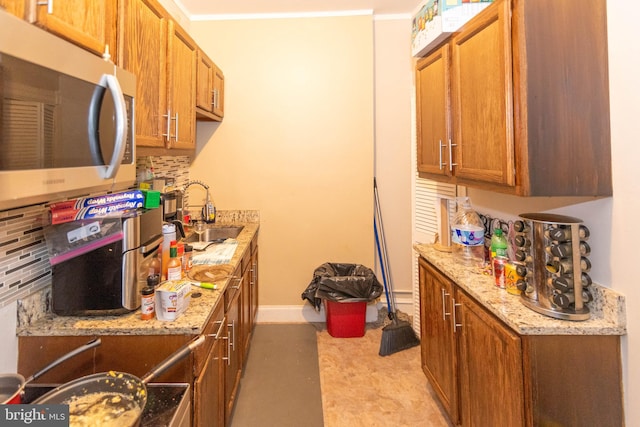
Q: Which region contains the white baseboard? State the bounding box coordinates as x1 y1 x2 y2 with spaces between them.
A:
256 303 382 324
387 290 414 315
256 290 415 324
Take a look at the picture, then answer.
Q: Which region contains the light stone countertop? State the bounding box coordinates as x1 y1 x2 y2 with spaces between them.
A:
414 243 626 336
16 219 259 337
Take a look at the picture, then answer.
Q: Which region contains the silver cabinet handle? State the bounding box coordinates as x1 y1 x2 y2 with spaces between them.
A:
228 320 235 350
207 317 226 339
448 139 457 172
250 262 257 286
439 140 445 170
163 109 172 139
224 334 231 366
441 288 451 320
452 297 462 333
37 0 54 14
174 112 179 141
162 110 178 143
225 320 235 365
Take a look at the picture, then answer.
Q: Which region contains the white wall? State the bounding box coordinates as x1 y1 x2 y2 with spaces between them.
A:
468 2 640 423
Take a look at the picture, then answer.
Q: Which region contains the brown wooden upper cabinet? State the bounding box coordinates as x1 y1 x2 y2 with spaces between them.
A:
416 0 611 197
416 44 452 178
25 0 116 58
0 0 25 19
196 49 225 121
168 20 197 150
119 0 196 153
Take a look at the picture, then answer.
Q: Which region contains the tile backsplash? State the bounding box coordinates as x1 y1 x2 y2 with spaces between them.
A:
0 156 191 310
0 206 51 309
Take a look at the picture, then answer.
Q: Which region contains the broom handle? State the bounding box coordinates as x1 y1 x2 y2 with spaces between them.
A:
374 178 396 314
374 215 392 314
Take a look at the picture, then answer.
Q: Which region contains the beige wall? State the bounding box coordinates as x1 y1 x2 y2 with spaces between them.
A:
372 18 413 302
189 16 375 306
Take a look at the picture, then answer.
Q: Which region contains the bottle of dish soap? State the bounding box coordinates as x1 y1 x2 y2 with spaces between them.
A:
451 197 485 267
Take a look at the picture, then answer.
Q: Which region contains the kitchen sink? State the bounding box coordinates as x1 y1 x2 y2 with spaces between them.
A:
184 225 244 243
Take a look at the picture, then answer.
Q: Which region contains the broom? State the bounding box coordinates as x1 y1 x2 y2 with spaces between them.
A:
374 178 420 356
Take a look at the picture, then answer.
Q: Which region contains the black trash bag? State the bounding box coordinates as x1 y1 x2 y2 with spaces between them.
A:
301 262 383 311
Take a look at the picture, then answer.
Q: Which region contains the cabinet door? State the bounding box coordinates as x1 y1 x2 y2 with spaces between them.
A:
118 0 168 148
451 0 515 187
167 20 196 150
194 317 225 427
212 65 225 119
224 279 242 421
196 50 214 113
1 0 25 18
416 44 452 178
250 244 259 328
419 258 459 423
29 0 116 57
456 290 524 426
241 264 252 357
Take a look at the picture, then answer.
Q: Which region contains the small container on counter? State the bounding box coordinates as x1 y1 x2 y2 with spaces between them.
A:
140 278 157 320
505 262 523 295
183 244 193 273
492 256 508 289
167 240 182 281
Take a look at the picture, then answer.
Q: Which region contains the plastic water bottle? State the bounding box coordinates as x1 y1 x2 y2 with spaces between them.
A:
451 197 485 267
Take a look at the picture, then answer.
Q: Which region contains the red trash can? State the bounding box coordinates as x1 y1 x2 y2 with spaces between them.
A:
324 300 367 338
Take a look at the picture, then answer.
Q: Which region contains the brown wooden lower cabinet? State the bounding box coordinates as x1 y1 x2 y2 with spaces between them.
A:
419 257 624 426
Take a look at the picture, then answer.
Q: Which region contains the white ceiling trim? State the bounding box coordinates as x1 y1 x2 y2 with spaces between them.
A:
373 13 412 21
189 9 375 21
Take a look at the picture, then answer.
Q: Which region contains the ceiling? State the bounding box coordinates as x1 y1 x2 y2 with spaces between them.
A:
175 0 422 18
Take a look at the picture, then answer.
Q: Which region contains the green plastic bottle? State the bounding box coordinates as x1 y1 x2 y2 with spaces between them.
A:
490 228 508 260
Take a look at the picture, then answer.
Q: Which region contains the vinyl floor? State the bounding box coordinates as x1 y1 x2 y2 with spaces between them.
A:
230 318 450 427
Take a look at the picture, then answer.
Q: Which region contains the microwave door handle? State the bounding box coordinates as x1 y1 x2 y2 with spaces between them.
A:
103 74 128 179
88 74 128 179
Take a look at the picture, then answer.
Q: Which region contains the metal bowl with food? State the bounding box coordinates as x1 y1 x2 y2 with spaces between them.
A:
33 335 204 427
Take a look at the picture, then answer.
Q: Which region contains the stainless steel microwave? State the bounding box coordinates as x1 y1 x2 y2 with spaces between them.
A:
0 10 136 211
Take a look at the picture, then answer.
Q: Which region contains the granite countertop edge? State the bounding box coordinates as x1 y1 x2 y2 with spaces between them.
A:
16 220 260 337
414 243 627 336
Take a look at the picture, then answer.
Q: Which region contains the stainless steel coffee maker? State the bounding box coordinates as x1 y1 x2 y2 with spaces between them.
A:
514 213 592 321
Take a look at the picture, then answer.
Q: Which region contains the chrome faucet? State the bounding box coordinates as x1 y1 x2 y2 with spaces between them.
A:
182 180 216 223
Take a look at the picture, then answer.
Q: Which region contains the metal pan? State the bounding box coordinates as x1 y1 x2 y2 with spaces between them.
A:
33 335 205 427
0 337 101 404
